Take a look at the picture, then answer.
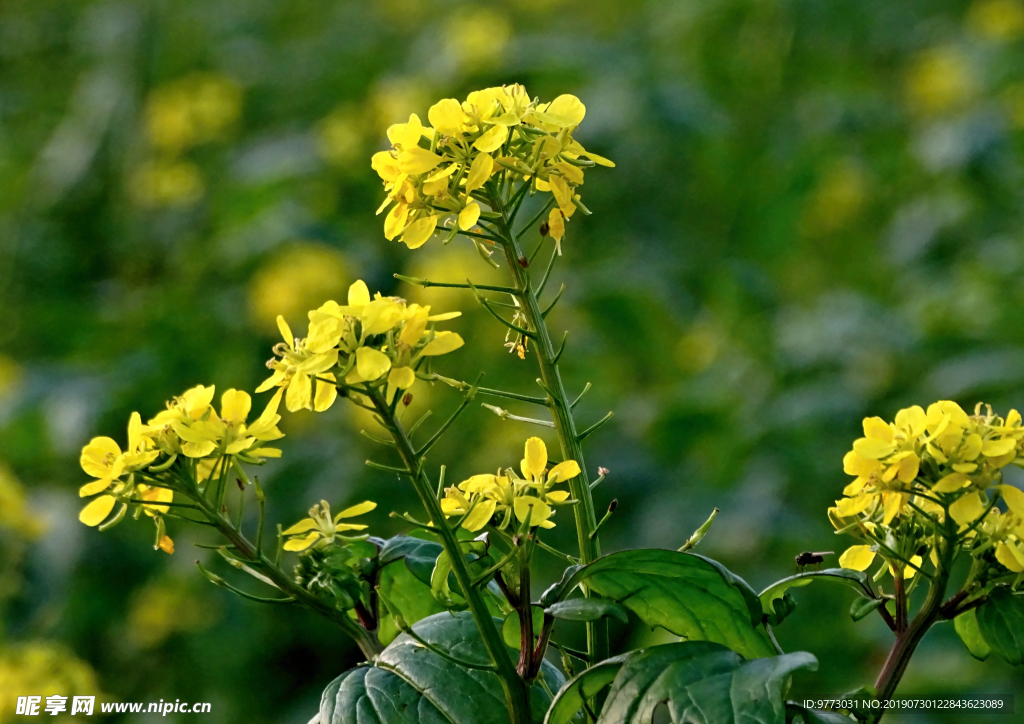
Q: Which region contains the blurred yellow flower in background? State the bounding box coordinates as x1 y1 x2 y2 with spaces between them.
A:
0 463 44 539
905 47 975 116
316 106 365 166
126 577 214 649
0 643 102 724
248 244 349 332
967 0 1024 41
445 8 512 69
129 159 204 207
800 158 867 238
145 73 242 153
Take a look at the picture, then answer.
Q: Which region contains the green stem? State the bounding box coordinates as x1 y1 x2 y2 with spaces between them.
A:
872 532 954 721
366 387 533 724
487 185 608 668
188 490 383 659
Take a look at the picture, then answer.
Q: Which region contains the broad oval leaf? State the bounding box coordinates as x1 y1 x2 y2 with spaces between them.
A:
380 535 443 585
563 549 774 659
976 586 1024 665
849 596 883 622
545 598 629 624
319 611 563 724
547 641 817 724
545 652 637 724
953 608 990 661
377 560 445 645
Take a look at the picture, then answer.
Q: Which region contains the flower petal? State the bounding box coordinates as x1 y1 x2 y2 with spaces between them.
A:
839 545 875 571
355 346 392 381
79 496 117 527
334 501 377 520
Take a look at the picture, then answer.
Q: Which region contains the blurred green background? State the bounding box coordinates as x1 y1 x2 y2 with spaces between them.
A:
2 0 1024 721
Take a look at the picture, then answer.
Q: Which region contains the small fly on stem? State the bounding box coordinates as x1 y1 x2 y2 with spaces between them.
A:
794 551 834 572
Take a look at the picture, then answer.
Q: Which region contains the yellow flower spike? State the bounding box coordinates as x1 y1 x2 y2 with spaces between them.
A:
402 216 438 249
514 495 553 528
839 545 876 571
355 346 392 381
220 389 251 425
949 491 987 526
459 202 481 230
473 124 508 153
997 484 1024 517
547 209 565 243
79 496 117 527
420 331 464 356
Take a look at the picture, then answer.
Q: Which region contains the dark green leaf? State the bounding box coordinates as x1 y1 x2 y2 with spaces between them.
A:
785 703 855 723
977 586 1024 665
545 598 629 624
377 561 445 645
760 569 873 625
545 652 637 724
766 590 799 626
547 641 817 724
540 564 583 607
380 535 443 585
320 612 564 724
502 605 546 648
953 608 990 661
849 596 883 622
563 549 774 659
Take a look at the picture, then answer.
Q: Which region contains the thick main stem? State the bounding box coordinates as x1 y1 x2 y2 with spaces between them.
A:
489 190 608 667
872 540 952 722
368 388 533 724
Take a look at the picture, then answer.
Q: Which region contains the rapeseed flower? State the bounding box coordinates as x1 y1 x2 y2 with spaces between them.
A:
282 500 377 552
371 85 613 249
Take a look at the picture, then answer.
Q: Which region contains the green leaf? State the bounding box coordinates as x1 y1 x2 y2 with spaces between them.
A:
784 703 855 723
502 605 546 648
976 586 1024 665
759 569 873 625
380 535 443 585
545 598 629 624
766 590 799 627
953 608 991 661
539 564 583 607
377 561 445 645
546 641 817 724
545 652 637 724
849 596 883 622
319 612 564 724
563 549 774 659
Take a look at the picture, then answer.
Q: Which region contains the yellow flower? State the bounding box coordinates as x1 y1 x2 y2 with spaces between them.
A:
372 85 613 250
441 437 579 532
282 500 376 551
78 412 160 526
171 388 285 463
256 315 342 412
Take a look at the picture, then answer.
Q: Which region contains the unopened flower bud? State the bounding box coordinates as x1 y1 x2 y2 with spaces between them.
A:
598 467 610 476
539 221 549 236
402 392 413 406
608 499 618 513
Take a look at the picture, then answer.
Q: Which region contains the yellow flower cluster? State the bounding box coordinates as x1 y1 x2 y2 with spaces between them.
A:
257 279 464 411
441 437 579 532
371 84 613 249
833 401 1024 575
77 386 285 551
281 500 377 552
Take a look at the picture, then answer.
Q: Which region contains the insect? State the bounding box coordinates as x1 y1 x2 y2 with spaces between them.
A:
795 551 834 572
